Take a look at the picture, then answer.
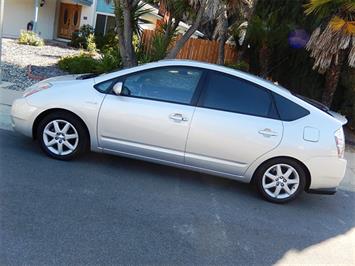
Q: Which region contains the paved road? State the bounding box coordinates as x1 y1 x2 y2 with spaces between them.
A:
1 129 354 265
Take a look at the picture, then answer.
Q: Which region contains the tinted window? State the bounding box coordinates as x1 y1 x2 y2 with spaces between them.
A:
122 67 203 104
94 79 116 93
200 71 277 118
273 93 310 121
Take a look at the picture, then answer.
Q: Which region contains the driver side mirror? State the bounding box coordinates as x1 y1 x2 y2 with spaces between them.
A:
113 82 123 95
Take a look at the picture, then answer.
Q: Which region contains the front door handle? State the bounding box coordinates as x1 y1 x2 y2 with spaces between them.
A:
258 128 278 137
169 113 188 122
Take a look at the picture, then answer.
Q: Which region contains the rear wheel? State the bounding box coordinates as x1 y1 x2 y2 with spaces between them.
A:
37 112 88 160
255 158 306 203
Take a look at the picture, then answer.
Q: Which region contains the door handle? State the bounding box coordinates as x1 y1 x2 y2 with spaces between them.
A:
258 128 278 137
169 113 188 122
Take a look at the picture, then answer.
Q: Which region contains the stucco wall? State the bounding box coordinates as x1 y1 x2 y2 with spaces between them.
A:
3 0 57 39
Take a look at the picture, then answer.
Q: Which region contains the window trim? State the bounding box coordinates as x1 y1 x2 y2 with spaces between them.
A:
94 66 207 107
197 70 280 120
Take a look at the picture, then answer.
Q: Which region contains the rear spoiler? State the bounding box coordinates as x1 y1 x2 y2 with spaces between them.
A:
328 111 348 126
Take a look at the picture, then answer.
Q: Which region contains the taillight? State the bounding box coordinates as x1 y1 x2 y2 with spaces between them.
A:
334 127 345 158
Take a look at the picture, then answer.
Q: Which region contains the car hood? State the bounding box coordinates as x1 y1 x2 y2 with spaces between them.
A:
43 74 84 83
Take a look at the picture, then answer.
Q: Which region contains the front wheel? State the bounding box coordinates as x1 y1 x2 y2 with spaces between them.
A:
255 158 306 203
37 112 88 160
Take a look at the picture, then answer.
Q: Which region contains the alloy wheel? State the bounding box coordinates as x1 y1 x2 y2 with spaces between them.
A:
262 163 300 200
42 119 79 156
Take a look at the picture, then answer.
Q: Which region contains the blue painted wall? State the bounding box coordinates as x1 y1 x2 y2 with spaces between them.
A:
96 0 115 14
75 0 94 6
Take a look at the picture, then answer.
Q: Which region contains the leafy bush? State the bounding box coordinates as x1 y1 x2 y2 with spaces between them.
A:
58 50 122 74
58 54 97 74
96 48 122 73
70 25 96 52
18 31 44 46
226 61 250 71
95 30 119 53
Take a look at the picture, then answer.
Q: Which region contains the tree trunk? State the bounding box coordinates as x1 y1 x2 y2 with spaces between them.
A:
321 51 345 107
259 43 270 78
114 1 127 65
237 0 258 63
121 0 137 68
114 0 137 68
216 6 228 65
165 0 206 59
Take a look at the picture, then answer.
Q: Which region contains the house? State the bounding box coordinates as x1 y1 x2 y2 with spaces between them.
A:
2 0 203 41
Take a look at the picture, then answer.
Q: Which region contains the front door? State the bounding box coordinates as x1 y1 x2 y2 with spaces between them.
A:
57 3 81 39
97 66 204 164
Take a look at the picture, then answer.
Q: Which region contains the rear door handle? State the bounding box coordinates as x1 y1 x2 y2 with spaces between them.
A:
258 128 278 137
169 113 188 122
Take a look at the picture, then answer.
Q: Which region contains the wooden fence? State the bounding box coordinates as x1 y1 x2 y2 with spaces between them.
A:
141 30 237 64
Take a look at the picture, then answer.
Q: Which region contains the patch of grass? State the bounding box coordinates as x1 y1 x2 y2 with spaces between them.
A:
18 31 44 46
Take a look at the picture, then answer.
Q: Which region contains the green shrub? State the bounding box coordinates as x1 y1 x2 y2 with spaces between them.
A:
70 25 96 52
18 30 44 46
95 30 119 53
96 48 122 73
226 61 250 72
58 54 97 74
58 50 122 74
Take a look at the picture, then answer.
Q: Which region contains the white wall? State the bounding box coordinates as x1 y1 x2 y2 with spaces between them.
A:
3 0 57 39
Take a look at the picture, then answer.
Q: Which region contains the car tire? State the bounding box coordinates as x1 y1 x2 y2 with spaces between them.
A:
255 158 306 203
37 111 89 160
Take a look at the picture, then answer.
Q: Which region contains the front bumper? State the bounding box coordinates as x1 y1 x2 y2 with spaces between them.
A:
307 156 347 190
11 98 40 137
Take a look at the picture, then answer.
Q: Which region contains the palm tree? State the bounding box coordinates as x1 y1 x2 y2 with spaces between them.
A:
214 0 244 65
304 0 355 107
246 10 289 77
105 0 151 68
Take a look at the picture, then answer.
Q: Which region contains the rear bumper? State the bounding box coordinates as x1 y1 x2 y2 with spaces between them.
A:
307 156 347 190
307 187 337 195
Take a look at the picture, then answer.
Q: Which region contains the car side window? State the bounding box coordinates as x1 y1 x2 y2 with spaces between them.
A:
200 71 278 118
272 93 310 121
94 79 117 93
121 67 203 105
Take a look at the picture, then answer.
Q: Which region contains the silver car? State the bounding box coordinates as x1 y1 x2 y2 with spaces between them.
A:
11 60 347 203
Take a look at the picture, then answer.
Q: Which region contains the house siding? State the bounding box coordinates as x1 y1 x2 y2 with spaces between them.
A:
96 0 114 14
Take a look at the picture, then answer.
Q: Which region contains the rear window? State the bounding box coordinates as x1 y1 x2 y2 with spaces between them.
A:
273 93 310 121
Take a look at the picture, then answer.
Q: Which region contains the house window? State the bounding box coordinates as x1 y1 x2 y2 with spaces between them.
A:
95 14 116 35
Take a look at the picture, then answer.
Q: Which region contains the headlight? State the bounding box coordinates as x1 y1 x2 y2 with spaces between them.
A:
23 82 52 97
334 127 345 159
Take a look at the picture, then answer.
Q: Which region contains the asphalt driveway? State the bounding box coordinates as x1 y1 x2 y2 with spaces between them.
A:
0 129 354 265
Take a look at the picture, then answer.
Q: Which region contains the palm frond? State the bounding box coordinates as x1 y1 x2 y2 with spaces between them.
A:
307 21 354 73
330 16 355 35
304 0 332 15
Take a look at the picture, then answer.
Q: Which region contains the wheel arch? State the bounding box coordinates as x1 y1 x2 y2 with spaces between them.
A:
251 156 311 191
32 108 91 146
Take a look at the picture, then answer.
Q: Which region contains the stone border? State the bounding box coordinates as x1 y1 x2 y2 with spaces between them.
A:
27 65 47 81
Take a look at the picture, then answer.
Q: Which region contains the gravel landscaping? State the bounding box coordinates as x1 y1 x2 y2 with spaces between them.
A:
1 38 81 91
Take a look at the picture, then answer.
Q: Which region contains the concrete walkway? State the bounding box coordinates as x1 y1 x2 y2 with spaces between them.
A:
0 85 22 131
0 86 354 192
